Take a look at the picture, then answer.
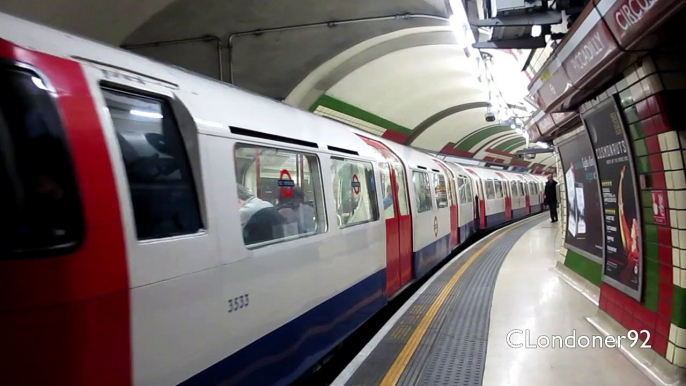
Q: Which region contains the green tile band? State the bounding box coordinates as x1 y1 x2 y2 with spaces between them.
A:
672 285 686 329
564 249 602 286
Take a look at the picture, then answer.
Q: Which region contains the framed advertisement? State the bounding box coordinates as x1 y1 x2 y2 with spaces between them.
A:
557 128 604 263
583 97 643 301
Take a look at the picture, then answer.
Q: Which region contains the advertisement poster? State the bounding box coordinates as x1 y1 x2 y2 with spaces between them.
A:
584 98 642 300
557 129 604 262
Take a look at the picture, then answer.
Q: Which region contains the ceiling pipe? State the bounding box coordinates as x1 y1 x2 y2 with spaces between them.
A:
226 13 450 84
122 35 224 82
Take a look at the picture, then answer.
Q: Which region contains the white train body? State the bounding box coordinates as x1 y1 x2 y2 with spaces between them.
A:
0 12 548 386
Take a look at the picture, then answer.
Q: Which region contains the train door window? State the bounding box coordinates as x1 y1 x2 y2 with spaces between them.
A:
465 181 473 202
331 158 379 228
234 145 326 246
412 171 433 213
494 181 504 198
0 66 84 256
518 182 525 196
392 163 410 216
102 88 202 240
509 181 517 197
485 180 495 200
443 171 456 207
457 177 467 204
433 174 449 209
379 161 395 219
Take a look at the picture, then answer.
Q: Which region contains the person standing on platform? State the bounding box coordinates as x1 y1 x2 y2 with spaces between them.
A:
544 174 558 222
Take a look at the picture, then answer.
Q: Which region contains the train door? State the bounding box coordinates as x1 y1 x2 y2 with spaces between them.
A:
436 161 459 249
496 173 512 221
359 137 413 295
522 178 532 214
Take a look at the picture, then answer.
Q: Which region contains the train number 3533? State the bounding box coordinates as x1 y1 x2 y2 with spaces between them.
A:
228 294 249 313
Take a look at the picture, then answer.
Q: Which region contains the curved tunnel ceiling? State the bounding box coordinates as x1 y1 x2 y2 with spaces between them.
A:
325 44 486 130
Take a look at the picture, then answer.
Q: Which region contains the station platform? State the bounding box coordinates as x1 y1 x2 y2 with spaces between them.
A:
333 214 653 386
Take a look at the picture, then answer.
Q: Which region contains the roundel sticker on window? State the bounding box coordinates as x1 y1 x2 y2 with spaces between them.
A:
352 174 361 195
434 216 438 237
278 169 295 197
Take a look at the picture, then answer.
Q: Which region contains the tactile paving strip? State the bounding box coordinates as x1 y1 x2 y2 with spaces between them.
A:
343 215 545 386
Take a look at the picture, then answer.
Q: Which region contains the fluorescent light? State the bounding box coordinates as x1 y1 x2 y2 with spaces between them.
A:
537 141 549 148
532 25 542 38
511 123 517 129
130 109 163 119
32 77 49 91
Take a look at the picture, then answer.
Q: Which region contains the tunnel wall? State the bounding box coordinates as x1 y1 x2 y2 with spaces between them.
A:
572 52 686 366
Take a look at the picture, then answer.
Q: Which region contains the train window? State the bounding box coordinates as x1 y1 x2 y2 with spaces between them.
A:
433 174 449 209
518 182 525 196
485 180 495 200
0 66 84 256
378 162 395 219
102 88 202 240
412 171 433 213
331 158 379 228
494 181 504 198
234 145 326 246
509 181 517 197
392 163 410 216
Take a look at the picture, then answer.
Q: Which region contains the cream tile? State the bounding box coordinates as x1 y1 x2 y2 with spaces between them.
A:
670 151 684 170
666 171 675 190
668 342 676 363
676 326 686 348
669 191 677 209
673 346 686 367
680 230 686 250
624 68 640 87
671 324 678 343
663 152 672 170
675 267 682 287
631 83 645 103
671 229 681 248
676 191 686 210
670 210 678 228
673 247 680 266
664 131 679 151
674 171 686 190
678 211 686 229
681 250 686 269
644 74 664 96
681 269 686 289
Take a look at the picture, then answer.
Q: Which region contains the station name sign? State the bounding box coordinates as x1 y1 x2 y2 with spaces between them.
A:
613 0 659 32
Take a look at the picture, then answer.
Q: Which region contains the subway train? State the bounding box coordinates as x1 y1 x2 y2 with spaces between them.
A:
0 12 547 386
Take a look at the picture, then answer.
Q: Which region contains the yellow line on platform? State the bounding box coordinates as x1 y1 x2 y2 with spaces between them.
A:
379 216 539 386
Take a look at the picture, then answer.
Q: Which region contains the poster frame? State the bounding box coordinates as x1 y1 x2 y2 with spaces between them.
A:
556 128 605 265
582 96 643 301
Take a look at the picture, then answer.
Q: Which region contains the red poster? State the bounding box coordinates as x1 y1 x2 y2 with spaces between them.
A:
652 191 667 225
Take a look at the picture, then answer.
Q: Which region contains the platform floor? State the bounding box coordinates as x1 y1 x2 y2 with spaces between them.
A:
334 215 653 386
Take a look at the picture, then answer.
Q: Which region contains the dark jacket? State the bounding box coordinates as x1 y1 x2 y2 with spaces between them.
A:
544 180 558 205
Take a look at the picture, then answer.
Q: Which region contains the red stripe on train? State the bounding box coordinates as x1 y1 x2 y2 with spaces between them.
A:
0 40 131 385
